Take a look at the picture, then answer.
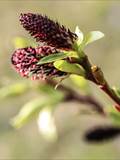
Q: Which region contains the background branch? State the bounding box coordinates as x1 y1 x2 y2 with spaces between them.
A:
46 79 105 115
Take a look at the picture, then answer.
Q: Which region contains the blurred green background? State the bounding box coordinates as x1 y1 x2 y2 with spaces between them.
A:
0 0 120 159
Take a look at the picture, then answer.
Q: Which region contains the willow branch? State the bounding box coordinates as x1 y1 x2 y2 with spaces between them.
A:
46 79 105 115
79 54 120 109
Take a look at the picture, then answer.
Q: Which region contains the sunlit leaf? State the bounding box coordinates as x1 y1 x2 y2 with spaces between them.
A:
70 74 90 93
54 60 85 76
75 26 84 45
83 31 104 47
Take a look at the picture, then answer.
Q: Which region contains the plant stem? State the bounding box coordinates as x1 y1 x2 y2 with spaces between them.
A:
80 54 120 107
100 82 120 105
78 55 96 82
46 79 105 115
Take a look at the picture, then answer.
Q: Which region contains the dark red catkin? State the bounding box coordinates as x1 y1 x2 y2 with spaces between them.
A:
20 13 77 49
11 46 66 80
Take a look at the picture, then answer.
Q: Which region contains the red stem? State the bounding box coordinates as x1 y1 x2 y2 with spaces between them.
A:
100 83 120 105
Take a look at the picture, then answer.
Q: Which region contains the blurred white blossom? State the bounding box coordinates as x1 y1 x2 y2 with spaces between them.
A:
37 108 57 142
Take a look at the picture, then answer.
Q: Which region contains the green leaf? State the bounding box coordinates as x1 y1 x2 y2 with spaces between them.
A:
13 37 36 49
70 74 90 93
54 60 85 76
38 50 78 65
0 82 29 99
75 26 84 45
38 52 69 65
11 96 60 129
83 31 104 47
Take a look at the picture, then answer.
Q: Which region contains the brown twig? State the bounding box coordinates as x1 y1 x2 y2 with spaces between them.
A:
46 79 105 115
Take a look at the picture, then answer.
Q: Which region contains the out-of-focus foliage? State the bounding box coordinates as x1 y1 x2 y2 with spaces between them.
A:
11 97 61 129
8 81 64 129
0 82 30 99
13 37 37 49
70 74 90 93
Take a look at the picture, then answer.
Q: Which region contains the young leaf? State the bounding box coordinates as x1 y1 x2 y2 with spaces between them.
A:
37 50 78 65
83 31 104 47
75 26 84 45
54 60 85 76
37 52 68 65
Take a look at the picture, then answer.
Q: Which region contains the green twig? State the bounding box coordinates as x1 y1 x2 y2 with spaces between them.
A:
79 54 120 109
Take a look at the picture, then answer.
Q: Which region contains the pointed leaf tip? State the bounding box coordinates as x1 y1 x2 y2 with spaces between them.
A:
84 31 104 46
75 26 84 43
